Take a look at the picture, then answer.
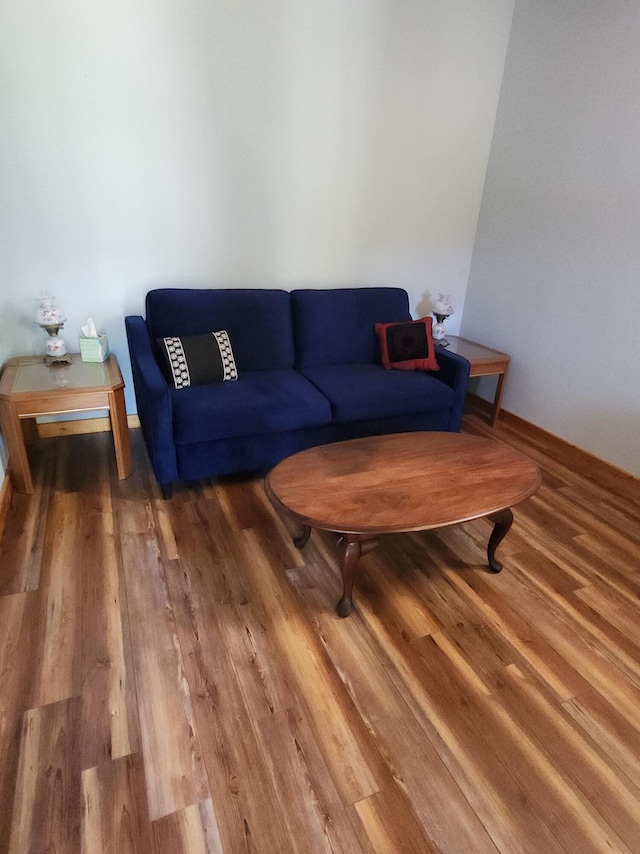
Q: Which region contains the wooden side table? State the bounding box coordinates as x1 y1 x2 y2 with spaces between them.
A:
0 354 132 494
443 335 510 427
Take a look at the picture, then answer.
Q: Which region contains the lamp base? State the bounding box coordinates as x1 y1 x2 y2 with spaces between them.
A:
44 354 73 367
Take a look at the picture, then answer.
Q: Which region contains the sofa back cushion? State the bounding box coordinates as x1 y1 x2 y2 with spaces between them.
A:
292 287 412 368
145 288 295 372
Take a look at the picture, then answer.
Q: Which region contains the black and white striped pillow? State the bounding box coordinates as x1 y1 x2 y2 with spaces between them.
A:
157 331 238 389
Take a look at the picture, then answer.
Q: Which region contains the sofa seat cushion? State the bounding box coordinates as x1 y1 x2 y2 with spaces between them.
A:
301 363 455 423
171 369 333 444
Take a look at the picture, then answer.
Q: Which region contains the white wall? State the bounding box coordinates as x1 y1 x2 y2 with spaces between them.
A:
0 1 515 483
463 1 640 478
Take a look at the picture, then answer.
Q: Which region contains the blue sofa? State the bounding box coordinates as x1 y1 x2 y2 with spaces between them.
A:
125 287 470 496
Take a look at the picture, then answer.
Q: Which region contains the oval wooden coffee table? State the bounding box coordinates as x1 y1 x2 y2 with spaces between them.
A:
265 432 541 617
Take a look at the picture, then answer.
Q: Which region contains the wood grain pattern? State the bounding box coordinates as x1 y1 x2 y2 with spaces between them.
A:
121 529 210 820
239 528 391 805
152 799 224 854
267 431 541 534
0 591 40 854
350 785 441 854
0 471 12 545
9 697 82 854
254 707 369 853
1 417 640 852
82 753 153 854
287 561 499 852
0 440 54 595
31 491 85 707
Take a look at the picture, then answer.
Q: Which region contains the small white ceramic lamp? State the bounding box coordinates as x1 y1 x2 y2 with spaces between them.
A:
432 293 453 346
35 295 71 364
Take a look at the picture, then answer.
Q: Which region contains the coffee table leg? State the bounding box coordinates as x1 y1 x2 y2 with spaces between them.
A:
335 536 361 617
292 525 311 548
335 535 379 617
288 523 377 617
487 508 513 573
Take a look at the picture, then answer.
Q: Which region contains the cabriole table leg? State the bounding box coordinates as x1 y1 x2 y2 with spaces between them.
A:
335 536 361 617
335 534 378 617
486 508 514 573
292 524 311 549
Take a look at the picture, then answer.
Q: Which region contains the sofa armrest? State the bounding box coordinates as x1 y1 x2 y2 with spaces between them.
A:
125 316 178 486
431 347 470 432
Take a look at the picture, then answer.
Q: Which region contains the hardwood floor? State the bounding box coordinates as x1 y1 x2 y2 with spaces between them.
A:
1 416 640 853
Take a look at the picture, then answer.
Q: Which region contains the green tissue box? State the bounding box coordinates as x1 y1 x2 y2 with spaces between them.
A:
79 334 109 363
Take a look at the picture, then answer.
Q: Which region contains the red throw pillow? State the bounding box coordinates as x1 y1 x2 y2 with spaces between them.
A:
375 317 439 372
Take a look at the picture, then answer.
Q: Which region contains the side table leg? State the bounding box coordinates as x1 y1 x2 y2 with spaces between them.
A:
0 402 34 494
487 508 513 573
490 366 509 427
108 388 132 480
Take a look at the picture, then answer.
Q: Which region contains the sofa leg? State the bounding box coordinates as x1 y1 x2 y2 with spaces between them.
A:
160 482 172 500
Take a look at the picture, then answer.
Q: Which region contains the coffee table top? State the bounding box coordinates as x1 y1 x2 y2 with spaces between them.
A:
266 432 541 536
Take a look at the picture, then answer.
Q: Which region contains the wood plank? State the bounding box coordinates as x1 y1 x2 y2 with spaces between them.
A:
162 555 309 850
161 498 388 850
351 786 442 854
30 490 84 706
321 547 591 851
240 528 390 805
121 530 210 820
494 663 640 851
115 431 210 819
562 688 640 791
287 561 499 853
81 753 153 854
0 440 54 595
474 563 640 728
0 591 40 854
435 558 598 702
9 697 82 854
558 483 640 544
372 530 488 631
79 502 140 768
349 545 442 640
166 493 299 720
254 707 369 853
152 800 224 854
572 532 640 585
439 623 640 850
507 553 640 689
410 633 630 852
